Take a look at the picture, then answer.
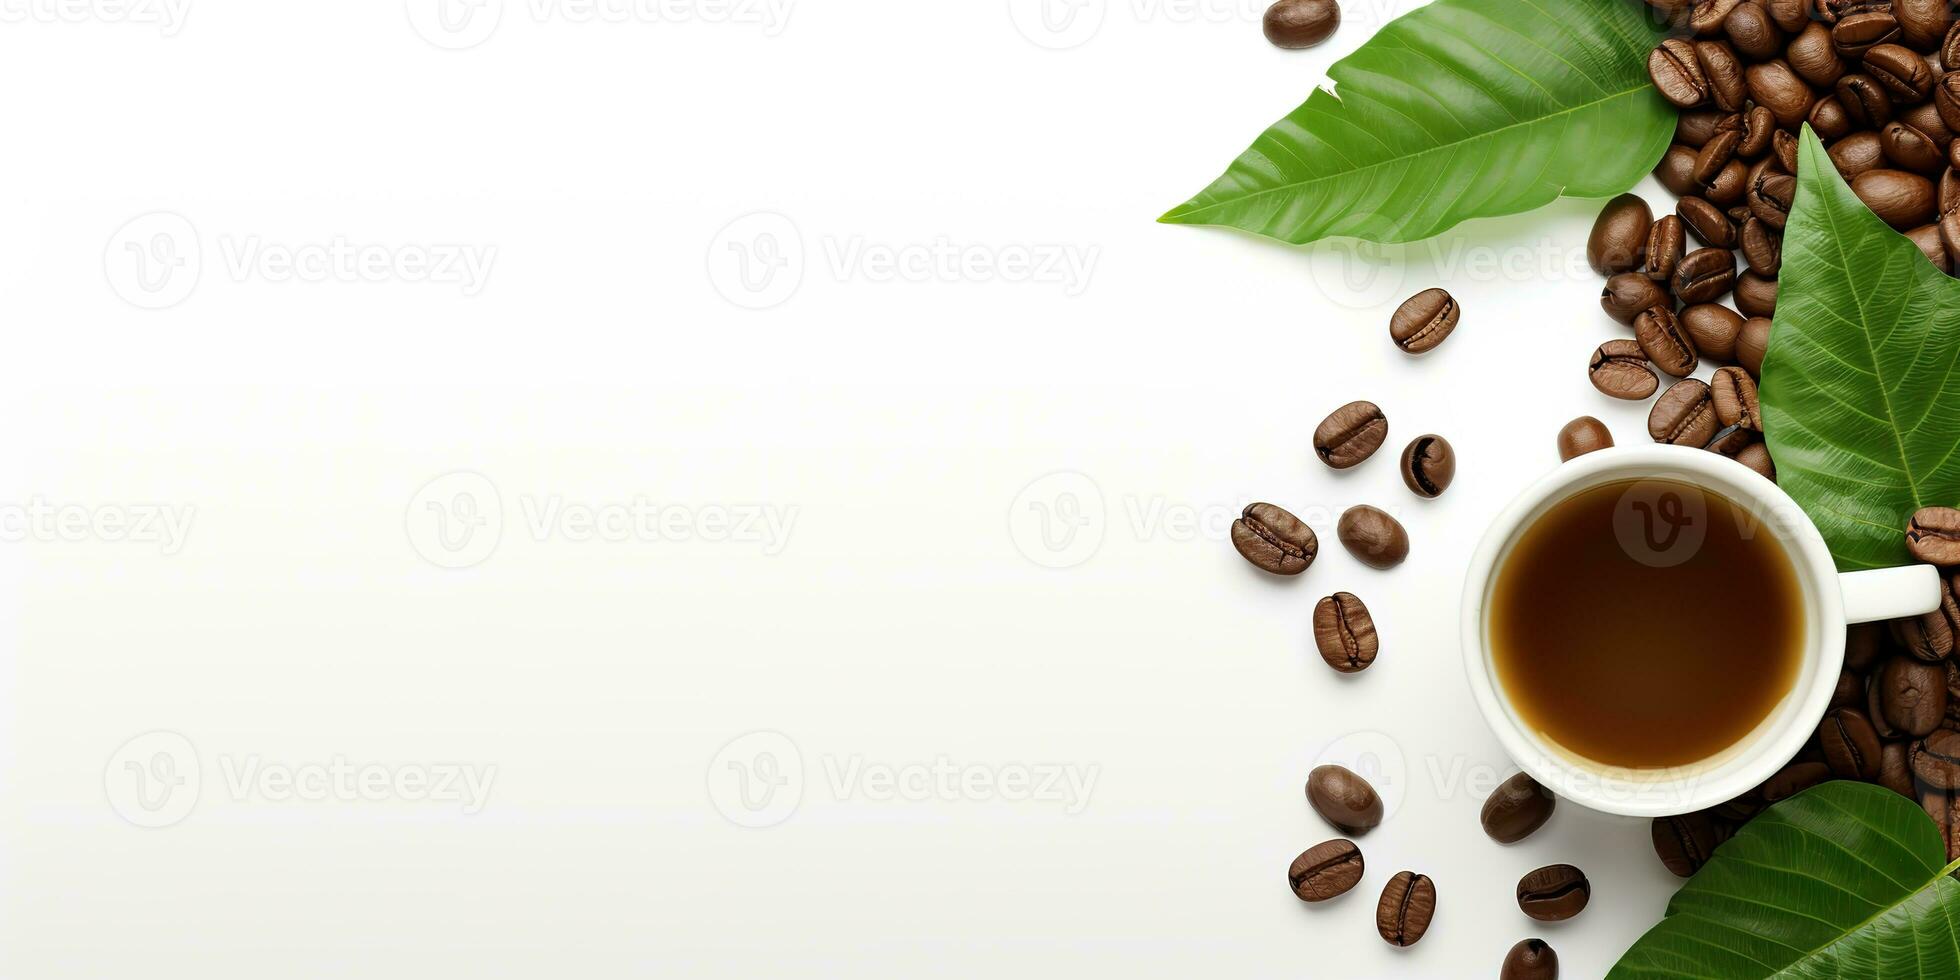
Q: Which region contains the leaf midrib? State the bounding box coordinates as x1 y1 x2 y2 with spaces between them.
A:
1162 82 1655 223
1762 855 1960 978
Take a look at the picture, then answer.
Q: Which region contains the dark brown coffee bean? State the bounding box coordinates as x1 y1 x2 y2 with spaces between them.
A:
1707 426 1758 460
1376 872 1436 947
1762 760 1832 804
1646 214 1687 282
1735 442 1777 481
1307 764 1382 833
1738 219 1782 281
1314 401 1388 469
1748 59 1816 126
1913 729 1960 789
1711 366 1762 430
1557 416 1615 461
1636 306 1702 377
1313 592 1379 673
1790 22 1849 87
1839 73 1896 129
1765 0 1808 32
1736 316 1772 375
1830 131 1889 181
1399 435 1454 498
1650 378 1719 447
1738 106 1776 159
1232 502 1318 575
1909 507 1960 565
1943 169 1960 214
1940 209 1960 266
1389 288 1459 354
1675 108 1729 148
1501 939 1559 980
1850 621 1887 672
1836 9 1903 59
1831 668 1864 710
1675 246 1739 304
1652 38 1711 107
1724 1 1783 58
1589 339 1660 400
1898 0 1955 50
1903 101 1955 149
1290 839 1363 902
1869 43 1937 100
1263 0 1340 48
1679 305 1743 364
1938 72 1960 133
1855 169 1939 228
1809 93 1856 140
1601 272 1672 324
1707 156 1752 205
1820 707 1885 779
1948 659 1960 728
1883 121 1949 175
1652 810 1729 877
1657 144 1702 196
1871 673 1905 739
1678 195 1738 247
1893 608 1955 661
1734 270 1778 319
1337 505 1408 569
1882 741 1917 798
1516 865 1590 922
1923 786 1960 861
1697 39 1750 111
1881 654 1950 736
1587 195 1651 275
1945 17 1960 68
1908 223 1952 271
1749 172 1797 229
1481 772 1556 844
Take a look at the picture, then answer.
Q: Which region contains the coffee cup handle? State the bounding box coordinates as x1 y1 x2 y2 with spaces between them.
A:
1840 565 1945 624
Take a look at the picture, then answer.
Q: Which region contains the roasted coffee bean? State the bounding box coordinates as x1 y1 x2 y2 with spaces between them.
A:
1943 168 1960 214
1501 939 1559 980
1882 741 1917 799
1707 157 1751 205
1653 810 1729 877
1909 507 1960 565
1602 272 1672 324
1894 608 1955 661
1233 502 1318 575
1831 669 1864 710
1854 169 1939 228
1938 73 1960 135
1697 39 1749 111
1689 0 1743 35
1712 366 1762 430
1765 0 1808 32
1747 59 1816 126
1516 865 1590 922
1735 442 1777 481
1790 22 1849 88
1338 505 1408 569
1883 121 1948 175
1819 707 1884 780
1738 105 1776 158
1636 306 1701 377
1736 316 1772 375
1390 288 1459 354
1675 108 1729 148
1941 208 1960 266
1677 195 1738 246
1558 416 1615 461
1376 872 1436 947
1314 400 1388 469
1749 172 1797 229
1646 214 1688 281
1868 43 1937 100
1707 427 1758 460
1650 378 1719 447
1589 339 1661 400
1839 74 1896 130
1914 729 1960 789
1830 131 1889 183
1808 93 1856 140
1897 0 1955 50
1263 0 1340 48
1307 764 1383 833
1946 17 1960 70
1481 772 1556 844
1651 38 1711 107
1289 838 1364 902
1907 223 1951 271
1850 621 1887 672
1399 434 1454 498
1774 129 1802 174
1881 654 1950 736
1313 592 1379 673
1682 304 1745 362
1762 760 1831 804
1902 101 1955 149
1723 1 1782 58
1835 8 1903 59
1741 217 1783 277
1675 246 1738 304
1657 144 1702 196
1734 270 1778 318
1871 674 1906 739
1923 786 1960 861
1588 195 1651 275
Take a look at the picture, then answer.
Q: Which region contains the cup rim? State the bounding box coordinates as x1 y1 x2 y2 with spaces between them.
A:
1459 444 1844 818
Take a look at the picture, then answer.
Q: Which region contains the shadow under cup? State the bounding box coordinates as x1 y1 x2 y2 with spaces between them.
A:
1470 455 1834 816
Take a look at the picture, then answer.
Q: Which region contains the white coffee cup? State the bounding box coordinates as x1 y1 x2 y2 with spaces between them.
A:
1461 444 1945 818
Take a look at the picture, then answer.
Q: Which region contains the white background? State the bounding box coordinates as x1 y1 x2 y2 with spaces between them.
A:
0 0 1707 976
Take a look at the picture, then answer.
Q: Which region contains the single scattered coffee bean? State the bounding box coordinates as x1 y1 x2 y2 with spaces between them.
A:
1761 760 1830 804
1645 214 1687 281
1903 102 1953 151
1897 0 1953 50
1697 39 1749 110
1390 288 1458 354
1650 38 1710 107
1399 435 1454 498
1681 303 1744 361
1656 144 1702 196
1262 0 1339 48
1748 172 1796 230
1706 157 1749 206
1588 194 1652 275
1831 130 1888 180
1909 507 1960 565
1516 865 1590 922
1854 169 1938 229
1376 871 1436 947
1839 73 1896 129
1677 195 1737 247
1787 21 1846 87
1307 764 1383 833
1337 505 1408 569
1481 772 1556 844
1602 272 1672 324
1289 838 1364 902
1232 502 1318 575
1711 366 1761 430
1694 127 1744 189
1650 378 1719 447
1314 401 1388 469
1835 9 1903 60
1883 122 1947 175
1675 108 1727 148
1724 2 1782 58
1914 729 1960 790
1740 217 1782 276
1501 939 1559 980
1652 810 1729 877
1313 592 1378 674
1557 416 1615 461
1636 306 1701 377
1881 654 1950 736
1747 59 1815 126
1907 223 1951 271
1867 43 1934 100
1589 339 1660 400
1882 740 1917 799
1689 0 1742 36
1819 707 1884 780
1809 93 1855 140
1736 316 1772 375
1733 270 1777 319
1675 246 1738 304
1738 105 1776 157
